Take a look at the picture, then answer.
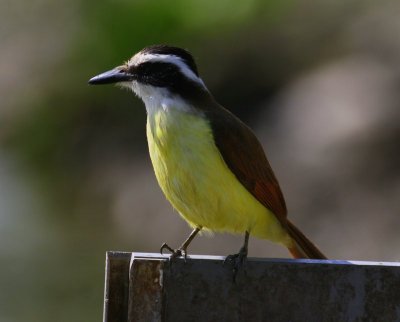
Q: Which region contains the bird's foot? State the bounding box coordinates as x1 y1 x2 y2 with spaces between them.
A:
160 242 188 261
223 246 248 282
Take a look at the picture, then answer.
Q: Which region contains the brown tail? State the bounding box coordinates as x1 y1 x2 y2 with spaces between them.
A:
286 220 327 259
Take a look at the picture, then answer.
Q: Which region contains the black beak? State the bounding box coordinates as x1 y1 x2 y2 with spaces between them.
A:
88 68 134 85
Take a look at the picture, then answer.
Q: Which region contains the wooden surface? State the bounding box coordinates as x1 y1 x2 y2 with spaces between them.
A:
103 252 400 322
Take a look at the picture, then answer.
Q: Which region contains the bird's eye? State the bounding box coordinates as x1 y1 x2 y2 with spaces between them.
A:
126 65 136 74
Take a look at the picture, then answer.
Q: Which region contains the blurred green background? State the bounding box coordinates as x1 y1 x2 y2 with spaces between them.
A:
1 0 400 320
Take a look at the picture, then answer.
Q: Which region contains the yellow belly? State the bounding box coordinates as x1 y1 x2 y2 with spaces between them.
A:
146 108 290 244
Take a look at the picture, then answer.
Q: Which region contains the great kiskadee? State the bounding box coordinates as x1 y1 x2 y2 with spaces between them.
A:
89 45 326 265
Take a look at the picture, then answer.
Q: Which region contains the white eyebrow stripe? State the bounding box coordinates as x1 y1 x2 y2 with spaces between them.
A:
133 53 206 88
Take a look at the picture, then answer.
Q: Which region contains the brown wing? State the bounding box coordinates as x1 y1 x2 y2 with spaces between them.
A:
206 105 287 224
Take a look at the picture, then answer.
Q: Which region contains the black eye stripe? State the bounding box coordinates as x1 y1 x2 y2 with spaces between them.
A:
134 62 180 76
129 60 207 104
140 45 199 76
130 61 190 88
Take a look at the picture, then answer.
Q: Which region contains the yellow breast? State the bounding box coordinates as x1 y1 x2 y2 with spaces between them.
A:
146 108 290 244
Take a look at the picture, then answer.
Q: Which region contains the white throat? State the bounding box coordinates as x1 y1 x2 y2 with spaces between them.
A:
127 81 193 115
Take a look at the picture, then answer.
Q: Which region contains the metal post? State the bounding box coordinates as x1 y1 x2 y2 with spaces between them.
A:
104 252 400 322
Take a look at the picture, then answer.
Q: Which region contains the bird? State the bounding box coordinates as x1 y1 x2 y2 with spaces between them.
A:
88 45 326 267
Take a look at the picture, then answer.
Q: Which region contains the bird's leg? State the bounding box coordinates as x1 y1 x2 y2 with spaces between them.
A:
160 227 201 260
224 231 250 280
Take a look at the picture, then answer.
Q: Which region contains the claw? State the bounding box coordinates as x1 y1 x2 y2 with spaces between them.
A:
181 249 187 261
170 249 183 260
223 231 249 282
159 228 200 262
223 247 248 282
160 242 174 255
159 242 186 261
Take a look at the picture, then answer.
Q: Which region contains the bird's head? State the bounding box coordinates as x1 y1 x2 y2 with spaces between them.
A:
89 45 208 111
